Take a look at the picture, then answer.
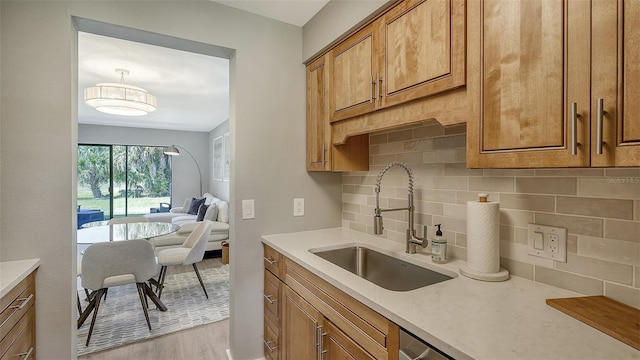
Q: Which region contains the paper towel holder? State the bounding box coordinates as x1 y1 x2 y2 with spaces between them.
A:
459 193 510 281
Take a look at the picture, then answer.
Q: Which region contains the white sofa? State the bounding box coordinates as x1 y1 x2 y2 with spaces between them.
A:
144 193 229 253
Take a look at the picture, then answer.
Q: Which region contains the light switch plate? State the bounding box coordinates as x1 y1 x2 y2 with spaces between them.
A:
242 199 255 220
293 198 304 217
527 223 567 262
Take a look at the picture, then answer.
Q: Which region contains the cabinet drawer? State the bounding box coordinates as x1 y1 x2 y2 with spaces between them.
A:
1 273 36 342
264 319 280 360
0 306 35 360
263 245 283 279
284 258 398 360
264 270 281 324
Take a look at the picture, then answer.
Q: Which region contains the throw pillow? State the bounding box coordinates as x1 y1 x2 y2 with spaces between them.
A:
181 198 192 213
196 204 209 222
187 197 206 215
204 203 219 222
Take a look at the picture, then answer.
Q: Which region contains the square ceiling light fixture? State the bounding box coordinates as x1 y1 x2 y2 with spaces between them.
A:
84 68 157 116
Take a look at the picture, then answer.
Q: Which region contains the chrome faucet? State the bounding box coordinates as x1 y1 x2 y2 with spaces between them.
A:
373 162 428 254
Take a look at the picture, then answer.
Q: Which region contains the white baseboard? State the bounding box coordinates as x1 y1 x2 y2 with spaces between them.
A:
225 349 265 360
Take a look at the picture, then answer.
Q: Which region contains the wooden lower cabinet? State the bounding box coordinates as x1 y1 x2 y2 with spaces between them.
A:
322 320 375 360
0 272 36 360
264 244 398 360
282 286 322 359
282 282 377 360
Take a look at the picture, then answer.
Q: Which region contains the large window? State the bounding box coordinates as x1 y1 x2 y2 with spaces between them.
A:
77 144 172 219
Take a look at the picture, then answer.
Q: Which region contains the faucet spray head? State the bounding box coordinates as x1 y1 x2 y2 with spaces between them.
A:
374 213 383 235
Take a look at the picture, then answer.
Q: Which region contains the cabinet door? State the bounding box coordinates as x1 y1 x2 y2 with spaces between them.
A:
380 0 465 108
330 21 380 122
281 286 322 360
307 54 331 171
467 0 591 168
591 0 640 166
321 319 375 360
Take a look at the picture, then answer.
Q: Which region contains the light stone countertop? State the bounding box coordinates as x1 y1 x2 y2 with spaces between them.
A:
0 258 41 299
262 228 639 360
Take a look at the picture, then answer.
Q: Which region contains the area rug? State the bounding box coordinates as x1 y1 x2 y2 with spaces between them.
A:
77 263 229 356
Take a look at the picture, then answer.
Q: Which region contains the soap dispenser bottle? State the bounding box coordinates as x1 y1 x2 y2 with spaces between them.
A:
431 224 447 264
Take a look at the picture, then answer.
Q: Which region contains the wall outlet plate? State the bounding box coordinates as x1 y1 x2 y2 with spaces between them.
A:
527 223 567 262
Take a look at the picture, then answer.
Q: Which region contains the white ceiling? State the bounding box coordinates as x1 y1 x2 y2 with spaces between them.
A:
78 32 230 133
78 1 328 133
212 0 329 27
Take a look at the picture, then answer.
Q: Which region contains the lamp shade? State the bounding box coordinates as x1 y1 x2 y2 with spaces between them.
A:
84 69 157 116
163 145 180 156
84 83 157 116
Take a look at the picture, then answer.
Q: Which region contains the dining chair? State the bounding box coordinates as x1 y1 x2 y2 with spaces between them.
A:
77 239 160 346
107 216 149 224
156 220 213 299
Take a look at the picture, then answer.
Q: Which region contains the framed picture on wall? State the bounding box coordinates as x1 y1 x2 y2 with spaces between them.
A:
223 132 230 181
213 136 223 181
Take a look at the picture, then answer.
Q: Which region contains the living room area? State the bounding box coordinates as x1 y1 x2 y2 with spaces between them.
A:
76 29 232 356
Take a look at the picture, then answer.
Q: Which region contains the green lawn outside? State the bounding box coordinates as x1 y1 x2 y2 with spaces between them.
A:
78 189 170 218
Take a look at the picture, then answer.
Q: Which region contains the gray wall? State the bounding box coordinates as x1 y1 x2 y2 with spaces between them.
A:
79 124 210 205
302 0 389 61
0 2 342 359
209 119 229 201
0 1 2 245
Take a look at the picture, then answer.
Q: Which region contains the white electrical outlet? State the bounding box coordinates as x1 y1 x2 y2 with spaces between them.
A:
242 199 255 220
527 223 567 262
293 198 304 217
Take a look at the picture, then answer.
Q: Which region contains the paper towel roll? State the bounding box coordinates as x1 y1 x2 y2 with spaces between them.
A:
466 198 500 273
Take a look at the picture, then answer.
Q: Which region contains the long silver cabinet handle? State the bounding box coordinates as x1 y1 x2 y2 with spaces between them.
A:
9 294 34 310
596 98 605 155
263 294 277 304
376 73 382 102
370 75 375 103
263 257 278 265
316 325 323 360
571 102 579 156
310 143 326 165
18 347 34 360
321 331 328 356
263 340 277 352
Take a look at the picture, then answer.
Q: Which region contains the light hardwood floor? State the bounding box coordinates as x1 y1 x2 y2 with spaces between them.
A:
78 319 230 360
78 255 230 360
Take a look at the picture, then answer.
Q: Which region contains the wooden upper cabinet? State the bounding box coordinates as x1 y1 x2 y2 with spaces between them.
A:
467 0 591 168
590 0 640 166
307 54 369 172
328 0 466 123
380 0 466 108
468 0 639 168
307 54 331 171
329 22 379 122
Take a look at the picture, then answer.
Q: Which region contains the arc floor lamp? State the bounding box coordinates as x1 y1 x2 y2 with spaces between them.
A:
164 145 203 195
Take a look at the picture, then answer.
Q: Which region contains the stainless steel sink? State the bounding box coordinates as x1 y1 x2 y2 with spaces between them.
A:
310 246 454 291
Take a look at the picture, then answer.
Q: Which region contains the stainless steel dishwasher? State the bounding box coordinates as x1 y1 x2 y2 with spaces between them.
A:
399 328 452 360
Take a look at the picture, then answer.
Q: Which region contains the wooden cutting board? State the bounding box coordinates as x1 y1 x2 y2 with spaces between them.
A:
546 295 640 351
